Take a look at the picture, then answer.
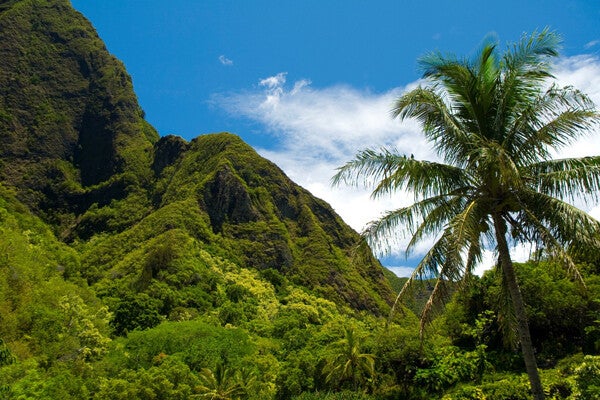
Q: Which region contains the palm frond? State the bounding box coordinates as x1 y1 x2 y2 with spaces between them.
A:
524 216 584 287
468 140 522 189
331 148 404 188
531 108 598 150
418 204 483 331
332 147 471 200
404 193 471 256
360 207 418 256
392 87 472 165
527 156 600 201
509 85 599 161
360 192 471 257
390 224 470 332
503 28 559 80
372 156 471 199
388 231 453 320
514 196 596 286
447 199 487 254
462 241 483 283
419 273 452 334
519 190 600 251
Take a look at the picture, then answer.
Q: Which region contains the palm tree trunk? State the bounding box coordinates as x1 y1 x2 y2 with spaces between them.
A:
492 213 545 400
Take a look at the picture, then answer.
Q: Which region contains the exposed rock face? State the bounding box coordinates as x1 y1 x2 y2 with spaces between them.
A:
204 164 262 233
152 135 189 175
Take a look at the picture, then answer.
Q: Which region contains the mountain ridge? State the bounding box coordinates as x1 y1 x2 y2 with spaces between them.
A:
0 0 395 315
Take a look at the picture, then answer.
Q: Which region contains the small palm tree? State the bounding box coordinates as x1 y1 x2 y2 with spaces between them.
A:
334 30 600 400
323 327 375 391
195 361 247 400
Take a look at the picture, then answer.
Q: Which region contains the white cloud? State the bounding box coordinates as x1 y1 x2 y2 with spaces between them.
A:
213 54 600 273
552 56 600 159
386 266 414 278
218 55 233 66
590 205 600 221
291 79 311 95
259 72 287 89
584 40 599 49
554 55 600 108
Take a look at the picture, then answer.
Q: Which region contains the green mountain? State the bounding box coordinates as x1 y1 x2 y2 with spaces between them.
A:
0 3 411 397
0 0 157 233
0 0 394 324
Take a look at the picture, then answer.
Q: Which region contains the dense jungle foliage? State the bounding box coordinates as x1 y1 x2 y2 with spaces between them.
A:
0 1 599 398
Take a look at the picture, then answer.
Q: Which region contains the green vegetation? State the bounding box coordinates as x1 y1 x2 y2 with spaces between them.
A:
0 1 599 399
335 29 600 399
322 328 375 391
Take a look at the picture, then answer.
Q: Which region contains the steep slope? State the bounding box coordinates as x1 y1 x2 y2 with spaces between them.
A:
167 133 394 311
0 0 158 232
79 133 394 313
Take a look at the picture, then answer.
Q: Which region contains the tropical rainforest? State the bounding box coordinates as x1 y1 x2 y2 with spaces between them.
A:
0 1 599 399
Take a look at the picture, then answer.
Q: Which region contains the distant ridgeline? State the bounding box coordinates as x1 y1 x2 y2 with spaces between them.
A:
0 0 395 314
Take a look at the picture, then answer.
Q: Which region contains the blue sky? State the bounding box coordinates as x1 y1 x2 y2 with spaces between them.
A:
71 1 600 277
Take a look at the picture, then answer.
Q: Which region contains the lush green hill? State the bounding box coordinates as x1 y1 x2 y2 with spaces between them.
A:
0 2 400 397
0 0 394 315
74 132 395 322
1 1 599 399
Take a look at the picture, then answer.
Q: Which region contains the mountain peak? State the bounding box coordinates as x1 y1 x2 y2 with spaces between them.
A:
0 0 157 222
0 0 395 314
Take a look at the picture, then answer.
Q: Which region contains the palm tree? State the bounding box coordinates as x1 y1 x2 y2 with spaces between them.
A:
323 327 375 392
195 361 248 400
333 30 600 400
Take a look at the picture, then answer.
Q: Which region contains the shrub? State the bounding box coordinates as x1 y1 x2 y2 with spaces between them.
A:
110 293 163 335
571 355 600 399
